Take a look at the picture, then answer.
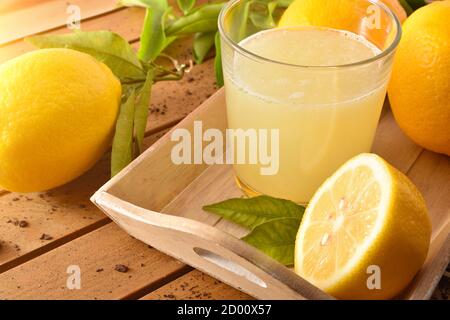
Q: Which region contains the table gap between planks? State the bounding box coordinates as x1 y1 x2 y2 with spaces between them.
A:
0 0 447 300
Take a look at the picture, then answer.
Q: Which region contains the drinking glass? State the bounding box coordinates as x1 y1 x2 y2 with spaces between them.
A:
218 0 401 203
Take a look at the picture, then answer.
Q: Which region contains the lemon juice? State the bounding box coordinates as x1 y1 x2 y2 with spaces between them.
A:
224 27 391 203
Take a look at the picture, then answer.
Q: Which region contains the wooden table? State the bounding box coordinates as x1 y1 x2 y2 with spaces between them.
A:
0 0 448 300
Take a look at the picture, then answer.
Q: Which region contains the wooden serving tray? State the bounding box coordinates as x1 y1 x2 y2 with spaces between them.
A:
91 89 450 300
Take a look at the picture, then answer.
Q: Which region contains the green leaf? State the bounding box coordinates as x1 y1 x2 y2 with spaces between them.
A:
169 18 219 35
249 1 278 29
121 0 174 62
232 0 253 41
203 195 305 230
398 0 414 15
193 32 216 64
133 69 154 156
214 31 224 87
26 31 145 80
177 0 196 14
405 0 426 11
243 217 300 266
165 2 225 36
111 91 136 177
137 1 172 62
276 0 292 8
204 194 304 266
119 0 164 8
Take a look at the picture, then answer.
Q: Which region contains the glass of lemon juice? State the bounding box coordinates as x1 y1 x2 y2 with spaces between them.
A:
219 0 401 203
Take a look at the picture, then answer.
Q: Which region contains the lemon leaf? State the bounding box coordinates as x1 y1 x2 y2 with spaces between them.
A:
165 2 224 36
134 70 155 156
243 217 300 266
249 1 278 29
136 1 172 62
177 0 196 14
398 0 414 15
111 91 136 176
203 195 304 230
276 0 293 8
119 0 180 62
193 31 216 64
232 0 253 40
405 0 426 11
119 0 157 7
214 31 224 87
26 31 145 80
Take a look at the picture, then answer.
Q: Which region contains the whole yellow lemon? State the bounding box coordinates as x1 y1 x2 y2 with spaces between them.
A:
279 0 407 27
0 48 121 192
388 1 450 156
278 0 405 49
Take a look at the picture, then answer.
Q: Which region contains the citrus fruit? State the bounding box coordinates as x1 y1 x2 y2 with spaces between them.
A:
278 0 404 49
388 1 450 156
384 0 408 22
0 48 121 192
295 153 431 299
278 0 406 27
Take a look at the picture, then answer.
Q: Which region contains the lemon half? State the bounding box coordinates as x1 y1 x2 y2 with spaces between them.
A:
295 154 431 299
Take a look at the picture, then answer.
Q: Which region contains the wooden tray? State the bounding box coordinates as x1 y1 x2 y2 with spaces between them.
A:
91 89 450 300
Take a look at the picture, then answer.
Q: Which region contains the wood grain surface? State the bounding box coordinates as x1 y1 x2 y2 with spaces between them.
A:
0 0 120 45
141 270 253 300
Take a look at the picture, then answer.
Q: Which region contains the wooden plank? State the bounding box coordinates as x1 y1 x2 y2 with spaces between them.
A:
0 7 145 63
144 58 217 135
407 151 450 233
0 0 120 45
141 270 253 300
371 110 423 172
0 159 109 273
161 159 241 224
405 151 450 300
0 223 191 300
0 0 48 13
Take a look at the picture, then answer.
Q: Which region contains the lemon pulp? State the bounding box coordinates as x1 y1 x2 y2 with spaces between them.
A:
295 154 431 299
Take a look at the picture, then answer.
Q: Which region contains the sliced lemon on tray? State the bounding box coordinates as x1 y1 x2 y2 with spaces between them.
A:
295 153 431 299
